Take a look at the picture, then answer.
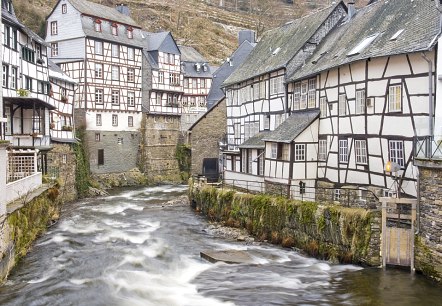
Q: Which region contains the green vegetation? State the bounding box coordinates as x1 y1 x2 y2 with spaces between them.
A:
73 128 91 198
175 143 191 182
189 181 379 265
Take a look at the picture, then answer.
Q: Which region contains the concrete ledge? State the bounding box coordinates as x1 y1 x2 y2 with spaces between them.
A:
6 184 50 215
414 159 442 169
200 250 254 264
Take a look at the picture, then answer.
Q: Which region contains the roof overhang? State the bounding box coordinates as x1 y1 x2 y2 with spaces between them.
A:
4 97 56 110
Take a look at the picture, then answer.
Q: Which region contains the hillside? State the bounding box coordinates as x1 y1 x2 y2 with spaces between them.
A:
14 0 369 64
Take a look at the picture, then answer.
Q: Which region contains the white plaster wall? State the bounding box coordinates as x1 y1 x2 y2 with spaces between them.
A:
85 111 142 131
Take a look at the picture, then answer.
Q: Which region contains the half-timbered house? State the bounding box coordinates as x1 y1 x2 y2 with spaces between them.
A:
284 0 440 200
2 0 53 183
222 2 347 185
46 0 144 174
178 45 212 131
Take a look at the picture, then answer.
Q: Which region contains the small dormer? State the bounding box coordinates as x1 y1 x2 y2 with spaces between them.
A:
195 63 201 72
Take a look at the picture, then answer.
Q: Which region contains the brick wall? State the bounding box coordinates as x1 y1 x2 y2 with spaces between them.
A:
189 99 226 176
415 159 442 282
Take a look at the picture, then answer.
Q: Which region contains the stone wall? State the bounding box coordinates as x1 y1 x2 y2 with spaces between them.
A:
189 181 381 266
47 143 77 202
189 99 226 176
87 130 140 174
138 113 182 183
415 159 442 282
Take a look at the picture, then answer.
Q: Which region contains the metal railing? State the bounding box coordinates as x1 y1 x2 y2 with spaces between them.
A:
414 136 442 160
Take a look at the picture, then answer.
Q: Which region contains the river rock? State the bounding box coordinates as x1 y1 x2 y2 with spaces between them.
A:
200 250 255 264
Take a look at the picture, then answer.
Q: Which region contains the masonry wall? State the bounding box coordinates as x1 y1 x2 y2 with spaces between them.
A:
415 160 442 282
139 113 182 183
47 143 77 202
190 99 226 176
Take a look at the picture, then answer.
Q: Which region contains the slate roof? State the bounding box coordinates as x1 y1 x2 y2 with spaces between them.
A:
48 60 76 83
223 1 345 87
207 40 255 109
263 110 320 143
2 2 48 47
287 0 441 82
179 45 212 78
142 31 180 68
143 31 176 52
239 131 270 149
68 0 139 27
179 45 207 62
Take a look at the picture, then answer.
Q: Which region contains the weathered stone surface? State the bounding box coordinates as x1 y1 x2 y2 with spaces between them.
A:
47 143 77 202
200 250 254 264
189 99 226 177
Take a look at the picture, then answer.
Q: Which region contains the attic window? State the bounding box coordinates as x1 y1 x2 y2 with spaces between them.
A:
112 23 118 36
127 26 133 39
347 33 379 56
94 19 102 32
390 29 404 41
272 47 281 56
62 4 67 14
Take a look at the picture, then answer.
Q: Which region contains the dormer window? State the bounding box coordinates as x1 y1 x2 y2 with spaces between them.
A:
112 23 118 36
127 26 133 39
6 1 12 13
62 4 67 14
94 19 102 32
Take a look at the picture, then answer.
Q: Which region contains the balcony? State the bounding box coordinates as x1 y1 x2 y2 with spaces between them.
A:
413 136 442 160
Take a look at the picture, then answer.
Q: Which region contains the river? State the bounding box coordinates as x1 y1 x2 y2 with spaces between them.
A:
0 185 441 306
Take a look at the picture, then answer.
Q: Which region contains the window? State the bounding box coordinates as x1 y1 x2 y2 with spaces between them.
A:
95 133 101 142
339 139 349 163
112 114 118 126
201 79 206 88
318 139 327 161
320 97 327 118
294 144 305 161
95 20 102 32
51 42 58 57
95 88 103 104
184 78 189 88
293 82 301 110
348 33 379 56
127 68 135 82
271 143 278 159
339 94 347 116
155 93 162 105
128 116 134 127
22 47 35 63
127 27 133 39
51 21 58 35
389 85 401 112
258 150 264 176
111 44 119 57
308 79 316 108
111 90 120 105
117 137 124 145
62 4 67 13
248 150 253 174
98 149 104 165
2 65 8 88
270 76 284 95
192 78 197 88
96 114 102 126
11 67 17 89
127 47 134 60
25 76 33 91
111 66 119 80
334 189 341 201
111 23 118 36
158 72 164 84
264 114 270 130
389 140 405 167
241 150 247 173
61 88 67 100
356 90 366 114
62 154 67 164
37 81 47 93
300 80 308 109
95 41 103 55
355 140 368 164
169 73 180 86
95 63 103 78
128 91 135 106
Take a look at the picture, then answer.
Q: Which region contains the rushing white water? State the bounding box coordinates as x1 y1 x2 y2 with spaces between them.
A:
0 185 441 306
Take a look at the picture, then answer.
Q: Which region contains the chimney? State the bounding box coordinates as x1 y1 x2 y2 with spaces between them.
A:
347 1 356 19
238 30 255 46
116 4 130 16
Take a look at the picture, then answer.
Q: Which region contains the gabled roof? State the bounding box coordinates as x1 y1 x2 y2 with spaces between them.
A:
179 45 207 62
263 110 320 143
223 1 346 87
67 0 139 27
143 31 180 54
48 60 76 84
239 131 270 149
2 1 48 46
288 0 441 82
188 97 225 131
207 40 256 109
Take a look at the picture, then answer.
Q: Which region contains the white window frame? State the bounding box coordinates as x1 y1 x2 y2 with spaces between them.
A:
320 97 327 118
355 139 368 164
334 189 341 201
389 140 405 167
128 47 134 60
281 144 290 161
95 88 103 104
356 90 366 114
51 43 58 57
293 82 301 110
270 76 283 95
95 63 103 78
51 21 58 35
111 90 120 105
128 91 135 106
339 139 349 163
389 85 402 112
96 114 102 126
2 65 8 88
112 24 118 36
128 68 135 82
307 78 316 108
241 150 247 173
11 67 17 89
62 4 67 14
128 116 134 127
95 41 103 55
95 21 102 32
112 114 118 126
318 139 327 161
339 94 347 116
271 143 278 159
158 72 164 84
300 80 308 109
111 44 119 57
294 144 305 161
111 66 119 81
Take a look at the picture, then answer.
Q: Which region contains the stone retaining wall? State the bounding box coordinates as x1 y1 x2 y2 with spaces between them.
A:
189 181 381 266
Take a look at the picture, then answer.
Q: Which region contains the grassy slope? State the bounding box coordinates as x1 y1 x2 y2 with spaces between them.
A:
15 0 369 64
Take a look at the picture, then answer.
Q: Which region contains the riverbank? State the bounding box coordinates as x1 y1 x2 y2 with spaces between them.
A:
189 181 381 266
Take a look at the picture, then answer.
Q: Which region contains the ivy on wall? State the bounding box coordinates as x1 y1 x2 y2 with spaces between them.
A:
176 144 191 182
73 128 90 198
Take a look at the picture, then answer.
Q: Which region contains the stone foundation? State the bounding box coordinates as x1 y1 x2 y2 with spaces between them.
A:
47 143 77 202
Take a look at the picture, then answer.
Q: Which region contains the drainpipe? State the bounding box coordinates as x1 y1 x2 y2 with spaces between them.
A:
421 52 433 157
